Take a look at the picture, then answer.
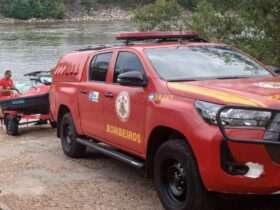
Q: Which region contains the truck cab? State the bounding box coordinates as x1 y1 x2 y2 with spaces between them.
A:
50 32 280 210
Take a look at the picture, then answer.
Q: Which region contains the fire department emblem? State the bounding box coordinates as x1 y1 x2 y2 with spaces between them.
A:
115 91 130 122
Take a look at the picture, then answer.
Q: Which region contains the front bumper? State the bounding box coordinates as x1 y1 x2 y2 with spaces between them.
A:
217 106 280 166
217 106 280 144
198 106 280 194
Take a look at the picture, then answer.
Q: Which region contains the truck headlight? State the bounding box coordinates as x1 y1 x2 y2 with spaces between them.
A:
195 101 222 124
195 100 272 127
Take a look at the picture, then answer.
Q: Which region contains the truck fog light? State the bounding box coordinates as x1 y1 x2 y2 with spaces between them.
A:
244 162 264 179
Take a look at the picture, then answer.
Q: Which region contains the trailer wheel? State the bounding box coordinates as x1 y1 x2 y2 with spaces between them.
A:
5 115 19 136
60 113 86 158
154 139 215 210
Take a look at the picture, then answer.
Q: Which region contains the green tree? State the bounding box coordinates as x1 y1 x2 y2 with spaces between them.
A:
133 0 279 66
93 0 155 9
1 0 65 19
81 0 96 13
134 0 184 31
41 0 65 19
177 0 193 9
191 0 280 66
3 0 36 19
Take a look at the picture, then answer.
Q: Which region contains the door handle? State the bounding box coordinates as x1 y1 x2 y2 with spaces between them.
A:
80 90 88 95
104 92 114 98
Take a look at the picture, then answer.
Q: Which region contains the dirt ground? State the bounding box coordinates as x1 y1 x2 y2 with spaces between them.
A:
0 126 280 210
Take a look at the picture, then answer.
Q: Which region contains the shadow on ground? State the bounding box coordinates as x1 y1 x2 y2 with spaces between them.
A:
216 195 280 210
16 125 54 136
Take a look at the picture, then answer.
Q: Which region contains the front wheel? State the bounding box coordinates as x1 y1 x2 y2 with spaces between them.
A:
154 139 214 210
60 113 86 158
50 121 57 128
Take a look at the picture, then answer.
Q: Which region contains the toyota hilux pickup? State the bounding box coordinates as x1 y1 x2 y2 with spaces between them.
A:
50 31 280 210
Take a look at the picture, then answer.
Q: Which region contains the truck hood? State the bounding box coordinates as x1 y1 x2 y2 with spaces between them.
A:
167 76 280 108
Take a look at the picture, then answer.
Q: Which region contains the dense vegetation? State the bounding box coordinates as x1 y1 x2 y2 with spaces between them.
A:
191 0 280 66
0 0 191 20
0 0 155 19
134 0 280 66
0 0 65 19
134 0 184 31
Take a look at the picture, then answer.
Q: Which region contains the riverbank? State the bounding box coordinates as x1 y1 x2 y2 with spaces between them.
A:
0 7 132 24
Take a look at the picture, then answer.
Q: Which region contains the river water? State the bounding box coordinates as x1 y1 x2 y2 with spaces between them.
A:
0 21 134 82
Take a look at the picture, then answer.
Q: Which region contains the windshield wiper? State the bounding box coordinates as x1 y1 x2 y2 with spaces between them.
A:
168 76 252 82
168 78 199 82
216 76 250 80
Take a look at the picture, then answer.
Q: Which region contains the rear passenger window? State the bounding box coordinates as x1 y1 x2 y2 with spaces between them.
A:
89 53 112 82
113 52 144 83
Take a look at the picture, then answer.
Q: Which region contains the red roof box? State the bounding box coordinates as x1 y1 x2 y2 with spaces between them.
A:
116 31 200 41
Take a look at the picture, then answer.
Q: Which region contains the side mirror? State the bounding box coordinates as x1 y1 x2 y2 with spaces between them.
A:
117 71 148 87
267 65 280 74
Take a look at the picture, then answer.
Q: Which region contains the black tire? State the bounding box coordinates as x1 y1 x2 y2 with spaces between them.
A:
60 113 86 158
5 115 19 136
50 121 57 128
154 139 214 210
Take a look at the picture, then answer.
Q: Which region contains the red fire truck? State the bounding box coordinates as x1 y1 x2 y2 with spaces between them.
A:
50 32 280 210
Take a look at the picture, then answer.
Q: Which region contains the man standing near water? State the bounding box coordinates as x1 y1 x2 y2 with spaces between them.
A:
0 70 20 96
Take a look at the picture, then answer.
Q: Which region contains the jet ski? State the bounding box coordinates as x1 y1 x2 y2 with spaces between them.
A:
0 71 55 136
0 71 51 114
0 84 50 114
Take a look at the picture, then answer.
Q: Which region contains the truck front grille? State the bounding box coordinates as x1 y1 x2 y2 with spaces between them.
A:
264 113 280 142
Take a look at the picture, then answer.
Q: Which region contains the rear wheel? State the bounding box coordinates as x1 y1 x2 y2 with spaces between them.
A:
154 139 214 210
5 115 19 136
60 113 86 158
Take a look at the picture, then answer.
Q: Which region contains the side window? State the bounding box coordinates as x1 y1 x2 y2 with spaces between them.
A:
89 52 112 82
113 52 144 83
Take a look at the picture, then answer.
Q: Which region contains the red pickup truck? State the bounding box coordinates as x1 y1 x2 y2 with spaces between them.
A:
50 32 280 210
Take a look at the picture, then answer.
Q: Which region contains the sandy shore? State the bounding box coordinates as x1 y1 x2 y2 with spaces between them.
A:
0 126 279 210
0 126 161 210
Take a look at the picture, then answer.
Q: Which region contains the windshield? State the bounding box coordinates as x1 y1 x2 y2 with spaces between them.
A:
145 46 271 81
15 82 32 93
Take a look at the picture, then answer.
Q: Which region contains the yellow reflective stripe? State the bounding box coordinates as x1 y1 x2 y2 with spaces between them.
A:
269 94 280 100
168 83 265 107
